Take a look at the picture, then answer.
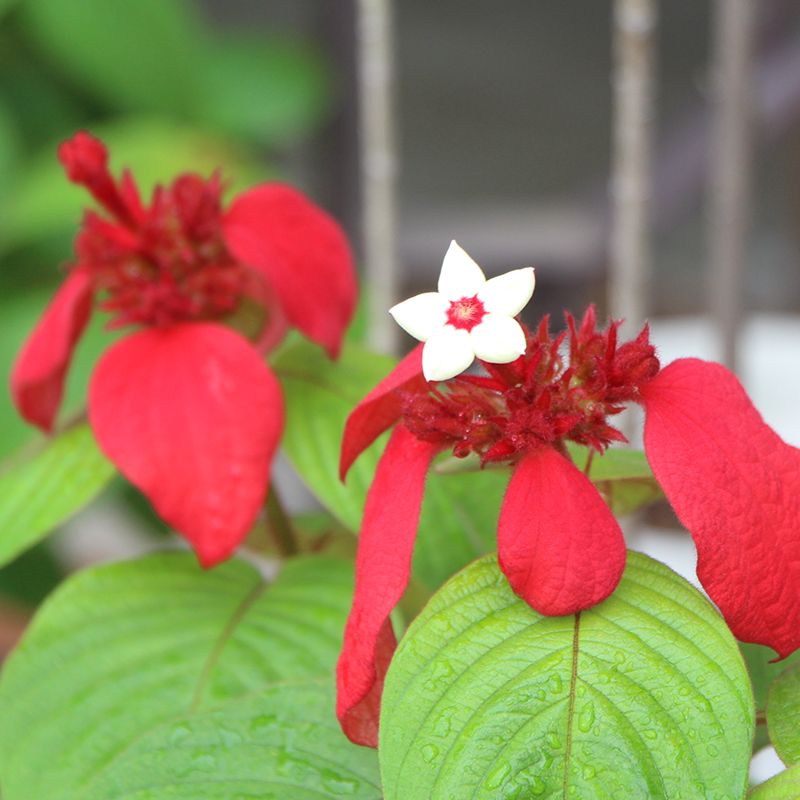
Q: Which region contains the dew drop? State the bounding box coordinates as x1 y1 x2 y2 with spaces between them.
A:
706 744 719 757
431 709 453 738
530 776 546 795
191 752 216 772
321 769 358 795
249 714 277 735
485 760 512 790
643 729 658 740
578 702 595 733
535 689 546 701
421 743 440 764
548 674 563 695
546 732 561 750
219 727 243 747
582 764 596 780
614 650 627 666
169 724 191 745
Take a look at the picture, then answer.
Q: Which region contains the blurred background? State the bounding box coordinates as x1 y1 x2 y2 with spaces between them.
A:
0 0 799 778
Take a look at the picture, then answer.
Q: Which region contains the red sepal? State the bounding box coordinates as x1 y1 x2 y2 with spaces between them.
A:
336 425 438 747
642 358 800 659
222 183 357 359
10 268 94 432
340 344 427 479
498 447 627 615
89 322 283 567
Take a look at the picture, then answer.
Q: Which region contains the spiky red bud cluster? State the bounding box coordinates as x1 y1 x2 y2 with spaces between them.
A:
400 305 659 463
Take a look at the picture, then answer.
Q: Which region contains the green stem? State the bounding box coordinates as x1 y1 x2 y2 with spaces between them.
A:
265 486 299 557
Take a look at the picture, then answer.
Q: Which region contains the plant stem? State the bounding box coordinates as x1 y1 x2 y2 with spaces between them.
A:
265 486 299 557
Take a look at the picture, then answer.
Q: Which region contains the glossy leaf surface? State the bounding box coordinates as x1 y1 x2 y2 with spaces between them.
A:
0 553 379 798
380 552 753 799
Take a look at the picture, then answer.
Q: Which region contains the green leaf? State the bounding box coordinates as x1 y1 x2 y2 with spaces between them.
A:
741 642 800 751
274 340 395 533
569 444 664 516
199 35 331 147
439 445 663 517
413 470 505 591
380 551 753 799
19 0 207 116
0 423 114 567
749 766 800 799
80 679 380 799
0 553 379 798
767 665 800 765
742 643 800 712
275 340 505 590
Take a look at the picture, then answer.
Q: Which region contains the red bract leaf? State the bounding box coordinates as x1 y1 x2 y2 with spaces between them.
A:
10 268 94 432
337 425 438 747
498 447 626 615
89 323 283 567
340 344 426 480
642 358 800 659
222 184 357 359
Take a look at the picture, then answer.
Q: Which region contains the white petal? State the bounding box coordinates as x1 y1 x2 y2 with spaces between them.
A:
422 326 475 381
437 240 486 300
478 267 536 316
470 314 526 363
389 292 449 342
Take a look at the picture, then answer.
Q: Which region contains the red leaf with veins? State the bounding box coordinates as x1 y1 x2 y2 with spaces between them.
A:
642 358 800 659
89 323 283 567
337 425 438 747
10 267 94 432
498 447 627 615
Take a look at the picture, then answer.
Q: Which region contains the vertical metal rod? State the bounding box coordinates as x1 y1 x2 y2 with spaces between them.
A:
357 0 399 353
609 0 657 338
708 0 755 371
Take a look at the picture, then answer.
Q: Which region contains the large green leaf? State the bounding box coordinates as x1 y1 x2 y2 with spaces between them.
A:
0 423 114 567
274 340 394 534
199 35 331 146
767 665 800 766
0 553 379 798
80 679 380 800
749 767 800 799
380 551 753 799
19 0 207 116
740 642 800 751
275 341 505 590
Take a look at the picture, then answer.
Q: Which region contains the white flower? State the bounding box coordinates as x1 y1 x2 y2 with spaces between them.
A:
389 240 535 381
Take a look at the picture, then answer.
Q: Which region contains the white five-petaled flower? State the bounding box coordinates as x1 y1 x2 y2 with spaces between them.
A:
389 240 536 381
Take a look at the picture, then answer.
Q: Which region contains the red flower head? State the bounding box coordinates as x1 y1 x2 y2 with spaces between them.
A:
11 131 357 567
336 243 800 747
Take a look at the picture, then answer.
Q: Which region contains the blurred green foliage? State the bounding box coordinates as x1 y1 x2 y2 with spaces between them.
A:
0 0 336 600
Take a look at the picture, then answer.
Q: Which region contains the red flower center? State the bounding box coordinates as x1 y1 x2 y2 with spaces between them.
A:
400 306 660 463
446 295 487 331
60 132 249 328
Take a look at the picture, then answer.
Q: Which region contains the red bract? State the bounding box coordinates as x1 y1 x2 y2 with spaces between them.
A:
11 131 356 566
336 307 800 747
